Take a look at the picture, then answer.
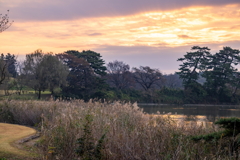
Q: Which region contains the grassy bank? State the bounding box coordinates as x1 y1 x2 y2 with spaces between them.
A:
0 123 38 160
0 100 239 159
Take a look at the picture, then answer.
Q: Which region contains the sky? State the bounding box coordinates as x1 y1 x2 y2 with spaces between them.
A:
0 0 240 74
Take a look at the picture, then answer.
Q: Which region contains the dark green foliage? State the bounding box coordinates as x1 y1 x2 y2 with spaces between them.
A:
183 81 208 103
66 50 107 76
158 87 183 99
215 117 240 137
58 53 91 100
0 102 15 123
177 46 211 89
192 118 240 141
76 114 106 160
58 50 108 101
3 53 17 78
157 87 184 104
177 46 240 104
0 53 17 86
191 118 240 158
203 47 240 102
103 87 184 104
176 46 211 103
191 131 223 142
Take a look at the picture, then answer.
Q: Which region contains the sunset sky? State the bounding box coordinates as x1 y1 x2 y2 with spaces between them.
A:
0 0 240 73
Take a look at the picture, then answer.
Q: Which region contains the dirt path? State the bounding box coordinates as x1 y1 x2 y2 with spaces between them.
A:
0 123 38 159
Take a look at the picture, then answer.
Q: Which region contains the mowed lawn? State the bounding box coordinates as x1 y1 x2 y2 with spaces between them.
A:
0 123 37 159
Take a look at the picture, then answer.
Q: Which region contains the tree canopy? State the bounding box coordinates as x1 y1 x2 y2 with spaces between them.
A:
177 46 211 89
58 50 107 101
177 46 240 103
132 66 163 91
23 50 69 99
65 50 107 76
1 45 240 104
0 53 17 85
107 60 133 90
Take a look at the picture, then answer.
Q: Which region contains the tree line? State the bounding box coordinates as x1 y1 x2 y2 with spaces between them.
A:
1 45 240 104
177 46 240 104
0 49 184 102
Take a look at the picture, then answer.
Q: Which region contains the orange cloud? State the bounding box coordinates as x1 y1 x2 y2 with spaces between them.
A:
0 4 239 55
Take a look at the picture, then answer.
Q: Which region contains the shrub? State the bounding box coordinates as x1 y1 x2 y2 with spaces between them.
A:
191 117 240 159
76 114 106 160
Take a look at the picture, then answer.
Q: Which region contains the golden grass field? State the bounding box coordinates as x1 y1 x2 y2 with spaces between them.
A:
0 100 238 159
0 123 37 159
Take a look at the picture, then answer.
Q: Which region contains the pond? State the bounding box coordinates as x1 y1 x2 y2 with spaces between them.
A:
138 104 240 123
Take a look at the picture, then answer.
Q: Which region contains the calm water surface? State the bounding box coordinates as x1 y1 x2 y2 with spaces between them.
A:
138 104 240 123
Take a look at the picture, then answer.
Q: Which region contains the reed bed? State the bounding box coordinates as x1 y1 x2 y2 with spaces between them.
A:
0 100 237 160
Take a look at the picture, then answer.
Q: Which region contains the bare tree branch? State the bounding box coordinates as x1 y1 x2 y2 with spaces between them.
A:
0 10 13 33
132 66 163 91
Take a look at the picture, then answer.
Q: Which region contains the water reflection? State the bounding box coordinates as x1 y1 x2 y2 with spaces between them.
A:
138 104 240 123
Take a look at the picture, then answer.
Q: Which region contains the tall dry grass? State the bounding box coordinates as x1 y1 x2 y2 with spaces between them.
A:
0 100 237 160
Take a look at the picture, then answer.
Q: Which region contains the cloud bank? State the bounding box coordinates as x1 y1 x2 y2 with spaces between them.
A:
1 0 240 21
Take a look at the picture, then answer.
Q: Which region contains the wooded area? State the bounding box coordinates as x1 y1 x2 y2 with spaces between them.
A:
0 46 240 104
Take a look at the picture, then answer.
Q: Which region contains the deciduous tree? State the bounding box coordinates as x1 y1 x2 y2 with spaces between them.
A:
14 61 25 95
163 73 182 89
132 66 163 91
23 50 69 99
41 54 69 95
106 60 133 90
